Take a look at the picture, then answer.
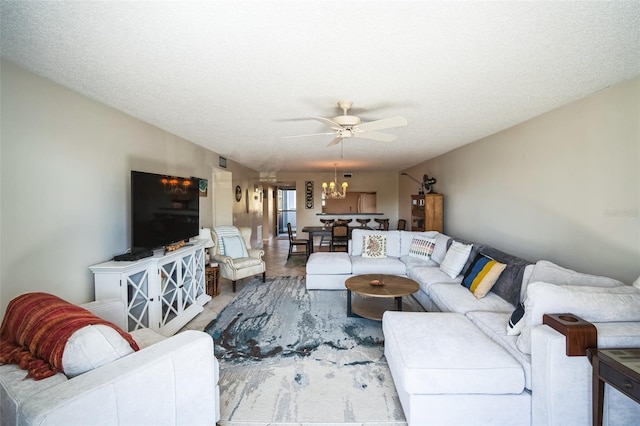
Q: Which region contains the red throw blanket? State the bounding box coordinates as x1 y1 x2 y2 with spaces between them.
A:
0 292 139 380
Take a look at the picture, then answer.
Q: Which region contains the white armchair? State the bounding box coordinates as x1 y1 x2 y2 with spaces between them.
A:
211 226 266 292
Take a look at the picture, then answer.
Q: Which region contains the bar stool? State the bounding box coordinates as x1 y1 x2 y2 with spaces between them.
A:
335 218 352 225
374 218 390 231
319 219 334 249
356 218 371 228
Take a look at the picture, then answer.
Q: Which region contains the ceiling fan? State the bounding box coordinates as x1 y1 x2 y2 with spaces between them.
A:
284 100 408 146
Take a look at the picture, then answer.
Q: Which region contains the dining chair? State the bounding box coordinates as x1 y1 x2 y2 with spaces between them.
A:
287 222 310 260
330 223 349 252
397 219 407 231
319 219 335 249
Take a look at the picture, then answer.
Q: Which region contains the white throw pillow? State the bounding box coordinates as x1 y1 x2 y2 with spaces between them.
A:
362 234 387 258
431 233 451 264
516 282 640 354
439 241 473 279
408 236 436 261
633 275 640 289
222 235 249 259
62 325 136 378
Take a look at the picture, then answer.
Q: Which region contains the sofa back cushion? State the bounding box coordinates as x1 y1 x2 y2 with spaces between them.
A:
522 260 624 297
480 246 533 307
516 282 640 354
351 229 401 257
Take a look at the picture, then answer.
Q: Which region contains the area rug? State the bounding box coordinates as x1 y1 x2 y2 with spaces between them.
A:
205 276 409 425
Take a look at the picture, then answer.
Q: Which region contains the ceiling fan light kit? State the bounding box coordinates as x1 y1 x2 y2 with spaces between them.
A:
286 100 408 147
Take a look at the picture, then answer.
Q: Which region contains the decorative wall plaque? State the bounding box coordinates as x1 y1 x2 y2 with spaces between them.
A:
305 181 314 209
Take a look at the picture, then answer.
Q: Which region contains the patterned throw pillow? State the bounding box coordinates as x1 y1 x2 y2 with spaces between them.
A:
461 254 507 299
408 236 436 261
506 302 526 336
362 234 387 258
439 241 473 278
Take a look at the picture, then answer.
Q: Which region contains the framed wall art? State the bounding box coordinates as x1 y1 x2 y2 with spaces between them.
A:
305 181 314 209
199 178 208 197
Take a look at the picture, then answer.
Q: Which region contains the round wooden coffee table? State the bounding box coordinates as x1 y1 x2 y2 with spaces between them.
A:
345 274 419 321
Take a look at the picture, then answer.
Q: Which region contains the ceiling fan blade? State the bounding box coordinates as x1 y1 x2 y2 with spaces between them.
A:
355 116 408 132
311 116 342 130
353 131 397 142
282 132 336 139
327 137 344 147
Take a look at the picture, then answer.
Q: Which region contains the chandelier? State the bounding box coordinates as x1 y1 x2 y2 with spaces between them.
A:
322 164 348 199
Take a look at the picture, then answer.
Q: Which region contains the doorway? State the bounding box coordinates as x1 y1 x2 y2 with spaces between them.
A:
277 187 296 236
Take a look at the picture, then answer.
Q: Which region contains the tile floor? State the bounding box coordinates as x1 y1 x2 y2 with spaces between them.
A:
181 235 315 331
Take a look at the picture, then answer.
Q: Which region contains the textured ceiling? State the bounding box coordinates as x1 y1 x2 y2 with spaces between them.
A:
1 1 639 173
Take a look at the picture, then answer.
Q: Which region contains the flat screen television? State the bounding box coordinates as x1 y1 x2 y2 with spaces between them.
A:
131 170 200 251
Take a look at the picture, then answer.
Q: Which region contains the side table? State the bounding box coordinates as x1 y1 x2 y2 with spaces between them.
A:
205 264 220 297
587 348 640 426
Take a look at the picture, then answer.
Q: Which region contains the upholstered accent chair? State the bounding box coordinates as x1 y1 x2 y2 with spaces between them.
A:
211 226 266 292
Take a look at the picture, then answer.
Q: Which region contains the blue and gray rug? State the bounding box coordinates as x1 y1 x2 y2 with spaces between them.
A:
205 276 408 425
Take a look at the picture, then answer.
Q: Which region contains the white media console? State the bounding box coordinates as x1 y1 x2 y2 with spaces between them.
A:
89 240 211 336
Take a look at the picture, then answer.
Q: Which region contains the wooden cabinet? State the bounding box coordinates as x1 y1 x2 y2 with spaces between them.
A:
410 194 443 232
90 241 211 336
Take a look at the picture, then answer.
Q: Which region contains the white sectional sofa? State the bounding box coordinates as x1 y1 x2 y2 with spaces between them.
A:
0 298 220 426
305 229 640 425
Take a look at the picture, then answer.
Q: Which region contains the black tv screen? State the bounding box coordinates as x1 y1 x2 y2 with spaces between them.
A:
131 171 200 251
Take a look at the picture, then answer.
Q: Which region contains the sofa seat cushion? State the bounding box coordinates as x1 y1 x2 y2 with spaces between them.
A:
130 328 167 349
351 255 406 275
428 283 515 314
382 312 525 394
465 311 532 390
306 252 351 275
400 255 439 270
407 266 462 291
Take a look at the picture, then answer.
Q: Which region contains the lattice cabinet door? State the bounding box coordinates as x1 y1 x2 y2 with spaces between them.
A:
124 268 151 332
158 257 182 330
193 246 206 299
179 251 196 312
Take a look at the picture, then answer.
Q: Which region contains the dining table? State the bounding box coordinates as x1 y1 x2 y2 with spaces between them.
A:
301 225 372 253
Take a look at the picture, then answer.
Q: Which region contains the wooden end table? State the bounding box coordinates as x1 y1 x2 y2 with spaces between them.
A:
345 274 419 321
587 348 640 426
205 264 219 297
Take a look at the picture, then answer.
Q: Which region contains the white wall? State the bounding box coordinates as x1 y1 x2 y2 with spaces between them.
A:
0 61 259 315
400 77 640 284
